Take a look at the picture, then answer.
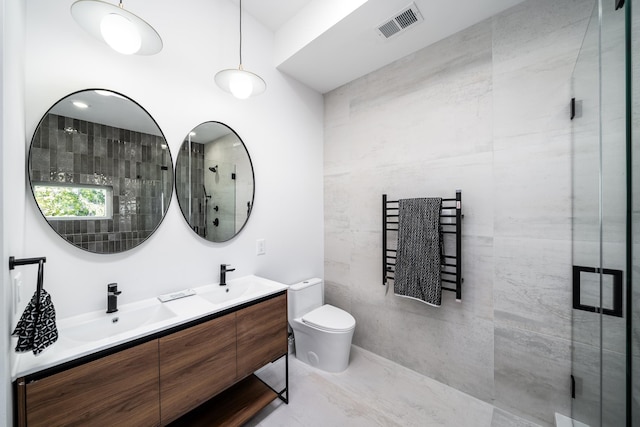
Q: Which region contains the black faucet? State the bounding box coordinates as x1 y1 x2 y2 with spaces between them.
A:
106 283 122 313
220 264 235 286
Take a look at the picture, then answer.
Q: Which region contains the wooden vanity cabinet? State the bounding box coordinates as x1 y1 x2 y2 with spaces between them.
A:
16 292 288 426
159 312 237 425
236 293 288 379
19 340 160 427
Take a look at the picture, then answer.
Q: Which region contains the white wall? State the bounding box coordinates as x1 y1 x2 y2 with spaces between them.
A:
6 0 323 384
1 2 7 422
2 0 26 424
17 0 324 319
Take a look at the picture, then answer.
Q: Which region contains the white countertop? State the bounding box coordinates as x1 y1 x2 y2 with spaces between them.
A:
11 275 288 380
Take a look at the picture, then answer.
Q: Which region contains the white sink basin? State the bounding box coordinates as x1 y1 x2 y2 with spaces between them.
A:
197 275 284 306
63 304 176 342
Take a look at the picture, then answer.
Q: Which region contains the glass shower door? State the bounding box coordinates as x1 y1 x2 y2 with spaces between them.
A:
571 1 628 426
631 0 640 423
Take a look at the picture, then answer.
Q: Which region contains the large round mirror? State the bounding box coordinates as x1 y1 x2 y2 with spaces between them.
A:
28 89 173 254
175 122 254 242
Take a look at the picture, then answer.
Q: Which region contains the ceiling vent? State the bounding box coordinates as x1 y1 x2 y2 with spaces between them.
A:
375 3 424 40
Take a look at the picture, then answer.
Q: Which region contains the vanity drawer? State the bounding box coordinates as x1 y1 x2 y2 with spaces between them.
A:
236 293 288 379
159 312 237 425
21 340 160 427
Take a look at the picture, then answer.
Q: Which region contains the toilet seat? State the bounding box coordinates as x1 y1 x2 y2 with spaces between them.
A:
302 304 355 333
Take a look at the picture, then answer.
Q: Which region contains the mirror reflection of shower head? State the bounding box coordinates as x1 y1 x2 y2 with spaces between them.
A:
209 166 218 173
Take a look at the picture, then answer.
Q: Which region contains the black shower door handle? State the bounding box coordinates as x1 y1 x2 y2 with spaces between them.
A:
572 265 623 317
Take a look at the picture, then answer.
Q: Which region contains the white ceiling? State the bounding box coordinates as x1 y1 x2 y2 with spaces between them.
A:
236 0 527 94
230 0 313 33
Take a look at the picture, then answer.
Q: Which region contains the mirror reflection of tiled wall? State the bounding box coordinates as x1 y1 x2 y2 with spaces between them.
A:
30 113 171 253
175 139 243 242
204 138 236 242
175 142 206 236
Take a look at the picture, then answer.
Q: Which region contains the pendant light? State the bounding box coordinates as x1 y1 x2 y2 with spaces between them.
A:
71 0 163 55
215 0 266 99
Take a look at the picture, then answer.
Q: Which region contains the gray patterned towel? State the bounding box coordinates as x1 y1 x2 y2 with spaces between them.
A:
12 288 58 355
394 197 442 307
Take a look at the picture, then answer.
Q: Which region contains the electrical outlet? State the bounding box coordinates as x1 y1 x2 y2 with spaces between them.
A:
256 239 266 255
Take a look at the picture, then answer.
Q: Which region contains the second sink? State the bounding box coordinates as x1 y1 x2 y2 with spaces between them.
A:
197 275 283 305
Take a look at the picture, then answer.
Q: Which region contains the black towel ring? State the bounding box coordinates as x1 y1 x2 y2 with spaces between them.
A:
9 256 47 309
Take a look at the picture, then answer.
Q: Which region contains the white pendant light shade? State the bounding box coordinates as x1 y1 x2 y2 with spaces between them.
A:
215 68 266 100
71 0 162 55
215 0 266 99
100 13 142 54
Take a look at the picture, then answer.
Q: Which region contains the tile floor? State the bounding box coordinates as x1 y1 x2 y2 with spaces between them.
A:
248 346 545 427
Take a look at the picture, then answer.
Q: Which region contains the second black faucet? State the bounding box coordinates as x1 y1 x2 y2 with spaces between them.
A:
219 264 235 286
106 283 122 313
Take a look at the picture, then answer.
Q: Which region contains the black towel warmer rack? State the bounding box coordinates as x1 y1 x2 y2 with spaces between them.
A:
382 190 463 301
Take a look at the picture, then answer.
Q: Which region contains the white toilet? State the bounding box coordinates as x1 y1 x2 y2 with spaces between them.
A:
287 278 356 373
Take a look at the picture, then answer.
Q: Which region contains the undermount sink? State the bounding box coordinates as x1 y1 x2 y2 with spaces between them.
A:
197 275 283 305
63 304 176 342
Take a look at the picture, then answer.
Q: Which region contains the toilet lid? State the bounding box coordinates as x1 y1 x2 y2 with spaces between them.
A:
302 305 356 332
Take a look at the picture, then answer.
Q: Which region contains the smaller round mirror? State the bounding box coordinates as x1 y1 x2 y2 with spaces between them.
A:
175 122 255 242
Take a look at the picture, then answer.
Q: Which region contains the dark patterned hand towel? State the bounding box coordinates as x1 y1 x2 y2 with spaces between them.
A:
394 197 443 307
12 289 58 355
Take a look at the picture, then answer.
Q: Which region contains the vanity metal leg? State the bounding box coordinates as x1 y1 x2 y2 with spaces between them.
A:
256 353 289 404
281 353 289 404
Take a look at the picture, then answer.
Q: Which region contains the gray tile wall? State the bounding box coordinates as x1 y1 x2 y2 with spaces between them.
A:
323 0 593 425
30 113 171 253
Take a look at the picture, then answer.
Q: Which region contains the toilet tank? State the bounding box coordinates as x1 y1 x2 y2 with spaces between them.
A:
288 278 323 319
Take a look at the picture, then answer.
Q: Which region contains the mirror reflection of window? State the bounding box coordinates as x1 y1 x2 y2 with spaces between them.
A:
33 183 112 219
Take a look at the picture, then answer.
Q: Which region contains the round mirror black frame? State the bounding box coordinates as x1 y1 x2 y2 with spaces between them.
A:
28 89 174 254
175 121 255 242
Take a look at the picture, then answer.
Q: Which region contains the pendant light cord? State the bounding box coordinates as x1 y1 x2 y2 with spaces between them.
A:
239 0 243 68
